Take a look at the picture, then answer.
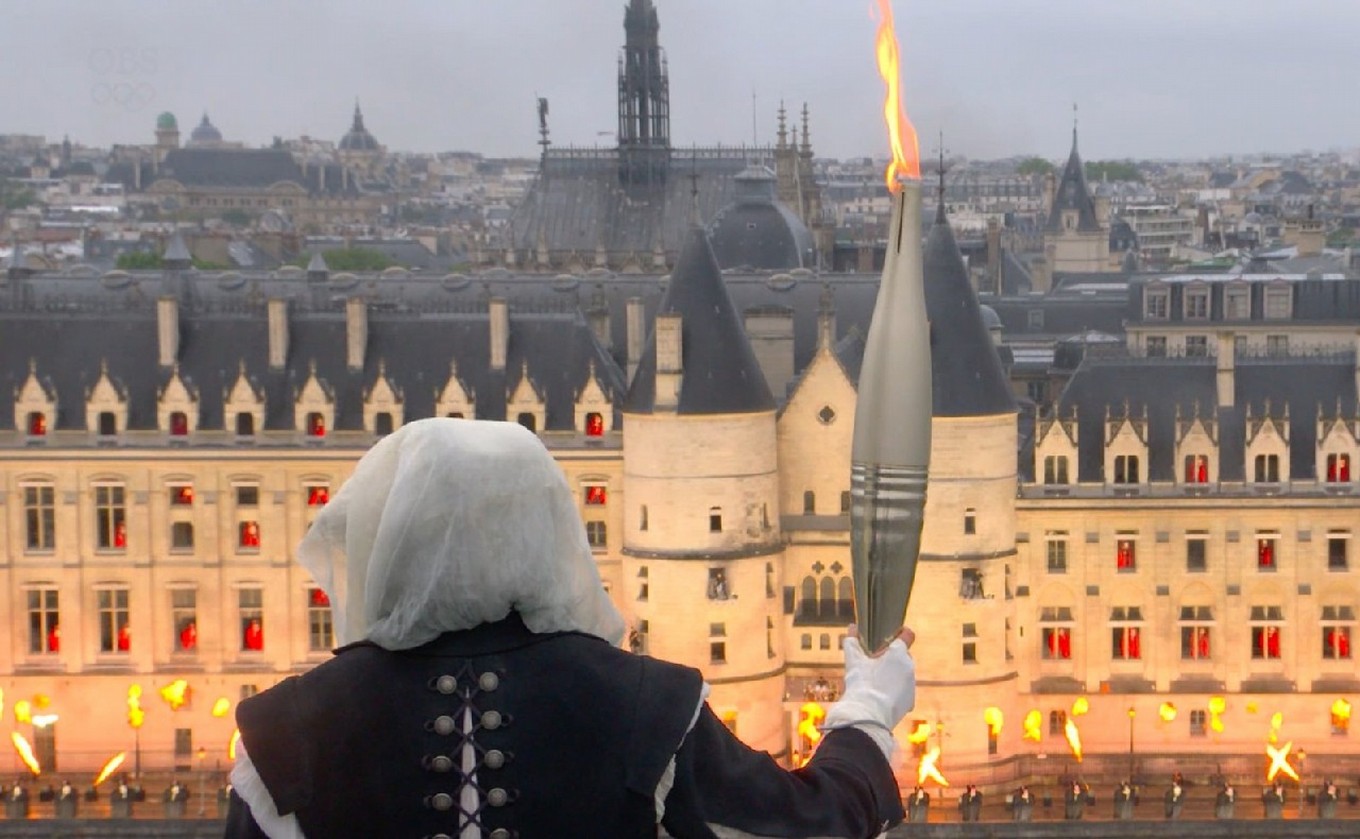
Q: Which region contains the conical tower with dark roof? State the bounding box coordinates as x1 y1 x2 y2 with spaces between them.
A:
1044 119 1111 273
621 224 786 754
905 197 1021 770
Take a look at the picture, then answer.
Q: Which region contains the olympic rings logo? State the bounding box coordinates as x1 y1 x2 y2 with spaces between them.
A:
88 48 158 110
90 82 156 109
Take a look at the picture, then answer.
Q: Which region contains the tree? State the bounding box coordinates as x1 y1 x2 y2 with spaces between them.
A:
115 251 162 270
221 209 252 228
0 178 36 210
1327 227 1355 249
1016 157 1055 177
1084 161 1143 183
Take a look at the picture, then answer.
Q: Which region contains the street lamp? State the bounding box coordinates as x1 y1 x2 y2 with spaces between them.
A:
1297 749 1307 817
196 747 207 817
1127 707 1136 784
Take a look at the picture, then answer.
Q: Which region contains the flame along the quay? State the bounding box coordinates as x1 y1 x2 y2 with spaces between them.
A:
1070 697 1089 717
1265 741 1299 783
228 728 242 761
10 733 40 776
917 745 948 787
872 0 920 190
1159 702 1177 723
983 707 1003 738
906 721 933 745
1063 717 1083 762
212 697 232 718
93 753 127 787
1208 696 1227 733
1268 711 1284 744
1022 710 1043 742
127 684 145 728
1332 698 1352 727
14 699 31 725
793 702 826 768
160 679 190 710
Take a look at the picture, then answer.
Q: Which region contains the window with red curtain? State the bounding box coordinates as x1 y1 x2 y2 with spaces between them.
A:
47 623 60 653
585 485 607 506
243 619 264 651
1324 626 1351 659
178 620 197 651
27 412 46 436
1328 454 1352 483
1112 626 1141 660
1252 626 1282 659
307 413 325 437
1043 627 1072 660
113 521 127 549
117 623 131 652
1257 538 1275 569
239 521 261 549
309 588 330 607
169 411 189 436
307 486 330 506
585 412 604 437
1116 540 1136 571
171 485 194 505
1184 455 1208 483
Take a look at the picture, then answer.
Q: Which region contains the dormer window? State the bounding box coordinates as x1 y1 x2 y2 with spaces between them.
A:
1327 454 1351 483
1044 456 1070 484
585 412 604 437
1184 455 1208 484
374 412 394 436
1254 454 1280 483
1264 286 1292 320
1184 287 1209 320
516 413 536 432
307 412 325 437
1113 455 1140 484
98 412 117 436
27 412 46 436
169 411 189 436
1224 285 1250 320
1144 287 1169 320
236 412 255 437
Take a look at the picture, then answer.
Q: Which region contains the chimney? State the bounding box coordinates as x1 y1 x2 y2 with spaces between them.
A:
346 297 367 371
625 296 645 383
489 296 508 371
654 313 682 411
587 286 611 350
744 309 794 400
985 217 1001 294
1216 331 1235 408
157 296 179 367
267 298 289 370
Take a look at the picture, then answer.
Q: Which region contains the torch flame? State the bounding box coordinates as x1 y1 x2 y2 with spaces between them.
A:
14 700 31 724
1064 718 1083 762
1268 711 1283 744
10 733 40 776
1332 698 1352 726
93 753 127 786
228 729 242 761
916 745 948 786
1266 741 1299 783
983 707 1003 737
872 0 919 190
1023 710 1043 742
1159 702 1177 723
1208 696 1226 733
212 698 232 718
1070 697 1089 717
906 721 933 744
160 679 190 711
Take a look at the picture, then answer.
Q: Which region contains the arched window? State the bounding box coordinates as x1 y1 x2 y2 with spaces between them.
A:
802 490 815 515
836 577 855 621
800 576 816 620
819 577 835 621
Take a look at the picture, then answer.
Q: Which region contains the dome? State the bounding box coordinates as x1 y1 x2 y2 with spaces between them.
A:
708 165 815 271
188 113 223 146
978 304 1002 330
339 102 380 152
156 112 178 131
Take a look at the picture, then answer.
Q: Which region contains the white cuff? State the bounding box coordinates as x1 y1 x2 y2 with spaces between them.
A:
229 742 307 839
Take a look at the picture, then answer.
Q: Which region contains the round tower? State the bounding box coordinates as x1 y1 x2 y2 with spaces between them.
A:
622 225 788 756
906 199 1020 781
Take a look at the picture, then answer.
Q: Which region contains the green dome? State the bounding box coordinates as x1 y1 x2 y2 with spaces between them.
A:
156 112 178 130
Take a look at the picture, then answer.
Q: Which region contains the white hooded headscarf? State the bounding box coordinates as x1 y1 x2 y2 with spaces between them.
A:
298 418 625 650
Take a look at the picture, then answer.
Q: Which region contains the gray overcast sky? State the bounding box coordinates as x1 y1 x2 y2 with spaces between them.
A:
4 1 1357 162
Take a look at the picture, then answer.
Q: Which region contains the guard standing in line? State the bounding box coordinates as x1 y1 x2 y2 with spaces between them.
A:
5 779 28 819
1214 782 1236 819
1262 782 1285 819
959 785 982 822
1010 786 1033 822
55 780 77 819
1113 780 1134 820
907 786 930 823
1164 778 1184 820
1064 781 1086 820
1319 780 1339 819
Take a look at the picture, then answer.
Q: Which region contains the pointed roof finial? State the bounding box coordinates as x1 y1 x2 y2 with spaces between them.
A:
1072 102 1079 152
800 103 811 153
777 101 787 149
688 150 701 226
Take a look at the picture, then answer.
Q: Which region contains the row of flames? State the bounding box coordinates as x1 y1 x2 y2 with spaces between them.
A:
6 683 240 779
797 694 1351 788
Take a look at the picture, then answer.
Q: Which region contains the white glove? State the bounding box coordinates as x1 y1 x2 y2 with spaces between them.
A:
823 633 915 759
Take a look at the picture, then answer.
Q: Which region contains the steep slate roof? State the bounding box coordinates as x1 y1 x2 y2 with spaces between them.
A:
1056 355 1356 482
924 205 1016 417
1045 128 1102 233
156 148 307 189
0 292 625 435
624 226 775 414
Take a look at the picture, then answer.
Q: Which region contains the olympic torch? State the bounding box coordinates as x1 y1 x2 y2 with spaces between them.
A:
852 0 931 652
850 181 931 652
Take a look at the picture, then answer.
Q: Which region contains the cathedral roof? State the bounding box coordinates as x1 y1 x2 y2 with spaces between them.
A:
624 225 775 415
1046 127 1102 233
924 204 1016 417
189 113 223 145
339 103 381 152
